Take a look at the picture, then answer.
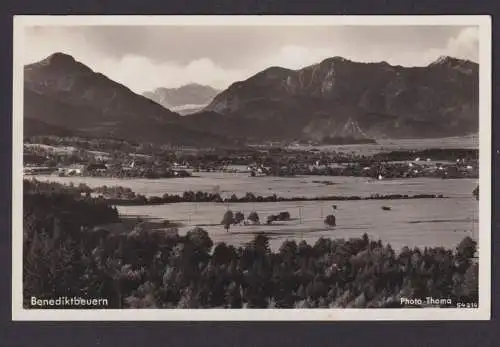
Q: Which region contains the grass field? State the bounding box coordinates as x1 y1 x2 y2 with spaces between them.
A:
291 135 479 154
118 195 478 252
32 173 479 251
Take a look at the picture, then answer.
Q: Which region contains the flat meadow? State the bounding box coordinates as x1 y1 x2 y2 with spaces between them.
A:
33 172 479 252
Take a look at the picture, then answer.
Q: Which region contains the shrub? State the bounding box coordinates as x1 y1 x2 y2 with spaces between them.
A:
221 210 234 232
266 215 278 225
324 214 336 226
233 211 245 225
247 211 260 224
278 211 291 221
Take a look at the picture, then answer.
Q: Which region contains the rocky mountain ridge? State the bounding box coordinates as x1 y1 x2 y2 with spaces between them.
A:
204 55 478 141
24 52 479 146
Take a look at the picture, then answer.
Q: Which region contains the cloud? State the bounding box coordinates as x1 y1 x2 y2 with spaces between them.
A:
23 27 94 65
260 46 337 69
98 55 248 92
446 26 479 61
400 27 479 66
22 25 479 93
22 27 250 92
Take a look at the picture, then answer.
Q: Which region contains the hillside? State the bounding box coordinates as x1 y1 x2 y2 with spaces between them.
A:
24 53 231 147
24 53 479 146
204 56 479 142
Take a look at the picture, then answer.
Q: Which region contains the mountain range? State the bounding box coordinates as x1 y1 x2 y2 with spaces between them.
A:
23 52 479 147
23 53 231 147
203 56 478 142
142 84 220 115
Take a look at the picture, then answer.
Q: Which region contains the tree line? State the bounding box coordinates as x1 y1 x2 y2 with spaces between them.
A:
23 182 478 309
24 179 448 207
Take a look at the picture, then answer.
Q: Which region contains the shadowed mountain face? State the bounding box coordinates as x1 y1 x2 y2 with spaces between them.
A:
143 84 220 115
23 53 231 147
24 53 479 147
23 118 78 138
204 56 479 141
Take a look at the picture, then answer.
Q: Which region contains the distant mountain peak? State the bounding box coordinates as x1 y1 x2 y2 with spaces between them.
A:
143 83 221 112
182 83 209 88
263 66 292 72
320 56 351 65
38 52 77 66
24 54 233 147
429 55 472 67
26 52 95 78
256 66 293 77
153 83 218 93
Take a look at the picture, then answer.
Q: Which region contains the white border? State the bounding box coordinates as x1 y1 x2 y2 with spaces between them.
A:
12 15 492 321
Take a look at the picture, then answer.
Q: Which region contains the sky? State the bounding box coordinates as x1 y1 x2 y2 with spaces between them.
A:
23 25 479 93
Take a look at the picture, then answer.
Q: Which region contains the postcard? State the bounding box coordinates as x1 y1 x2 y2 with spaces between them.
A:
12 15 491 320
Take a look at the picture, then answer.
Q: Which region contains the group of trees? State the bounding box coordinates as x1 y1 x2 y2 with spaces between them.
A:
221 211 261 232
25 181 447 214
23 184 479 309
221 211 297 232
128 192 444 206
24 183 119 228
301 162 476 179
371 148 478 163
24 179 88 197
92 185 137 200
84 167 192 180
266 212 292 225
102 189 446 206
25 135 142 154
220 210 339 232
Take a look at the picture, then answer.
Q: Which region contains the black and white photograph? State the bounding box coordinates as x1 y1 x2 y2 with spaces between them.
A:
12 15 491 320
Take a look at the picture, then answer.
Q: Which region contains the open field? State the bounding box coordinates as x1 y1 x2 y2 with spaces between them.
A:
32 173 479 251
33 173 475 199
291 135 479 154
118 196 478 252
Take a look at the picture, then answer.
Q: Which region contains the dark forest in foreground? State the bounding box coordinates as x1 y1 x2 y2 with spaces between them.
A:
23 180 478 309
